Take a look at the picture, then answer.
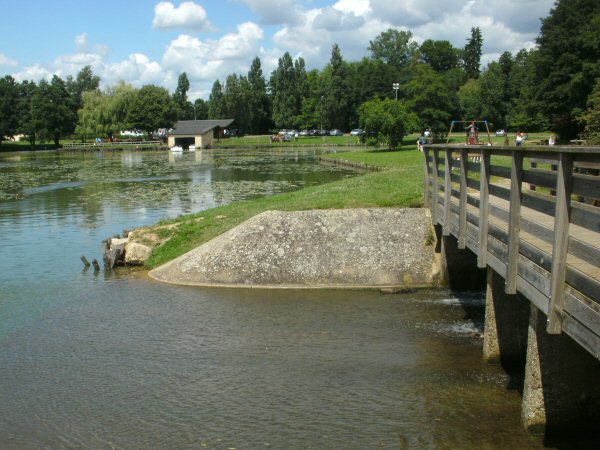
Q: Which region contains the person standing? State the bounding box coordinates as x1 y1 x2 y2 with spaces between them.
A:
516 131 523 146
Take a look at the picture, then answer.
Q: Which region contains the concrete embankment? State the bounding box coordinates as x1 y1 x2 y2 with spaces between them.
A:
149 208 441 288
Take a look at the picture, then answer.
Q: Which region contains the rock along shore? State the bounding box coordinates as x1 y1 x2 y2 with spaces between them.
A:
148 208 441 289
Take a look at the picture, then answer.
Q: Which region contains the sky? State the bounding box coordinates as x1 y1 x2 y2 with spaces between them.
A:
0 0 555 100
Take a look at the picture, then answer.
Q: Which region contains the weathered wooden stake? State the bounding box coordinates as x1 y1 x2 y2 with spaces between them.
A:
80 255 91 267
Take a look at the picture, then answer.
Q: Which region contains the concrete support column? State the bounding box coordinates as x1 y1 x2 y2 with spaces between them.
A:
483 267 529 367
522 305 600 435
439 232 485 290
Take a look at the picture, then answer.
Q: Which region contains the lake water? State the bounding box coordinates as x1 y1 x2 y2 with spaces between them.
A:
0 148 547 449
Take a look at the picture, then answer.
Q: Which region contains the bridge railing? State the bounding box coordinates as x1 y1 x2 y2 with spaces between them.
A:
423 144 600 359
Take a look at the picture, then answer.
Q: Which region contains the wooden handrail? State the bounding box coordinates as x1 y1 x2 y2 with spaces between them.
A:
423 144 600 359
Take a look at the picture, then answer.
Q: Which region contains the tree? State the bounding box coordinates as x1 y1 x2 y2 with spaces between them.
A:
128 85 177 136
419 39 460 73
17 80 38 146
66 65 100 124
458 78 483 120
223 73 251 132
30 75 77 145
368 29 418 69
462 27 483 79
247 57 270 134
579 78 600 144
270 52 300 128
404 64 456 137
0 75 19 144
208 80 225 119
358 97 417 149
75 82 136 141
478 62 508 128
532 0 600 139
173 72 194 120
323 44 349 130
194 98 209 120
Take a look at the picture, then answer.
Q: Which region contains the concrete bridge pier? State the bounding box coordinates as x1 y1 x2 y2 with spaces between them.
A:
483 267 529 368
521 305 600 435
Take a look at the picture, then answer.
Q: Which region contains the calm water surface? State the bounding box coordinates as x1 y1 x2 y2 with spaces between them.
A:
0 149 546 449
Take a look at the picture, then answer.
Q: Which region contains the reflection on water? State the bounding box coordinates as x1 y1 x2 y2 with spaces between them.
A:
0 149 548 449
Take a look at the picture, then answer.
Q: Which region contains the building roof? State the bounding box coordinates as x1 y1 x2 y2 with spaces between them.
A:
169 119 235 136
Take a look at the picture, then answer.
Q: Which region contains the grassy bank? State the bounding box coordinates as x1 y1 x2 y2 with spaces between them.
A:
144 145 425 268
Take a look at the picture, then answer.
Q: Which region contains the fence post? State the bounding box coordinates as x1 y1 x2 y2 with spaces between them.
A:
505 150 523 294
547 152 574 334
443 148 452 236
458 148 468 249
478 148 490 268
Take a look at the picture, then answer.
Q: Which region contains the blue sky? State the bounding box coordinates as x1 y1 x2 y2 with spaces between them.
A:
0 0 555 99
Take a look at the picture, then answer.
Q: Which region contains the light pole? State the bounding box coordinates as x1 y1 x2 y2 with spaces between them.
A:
393 82 399 100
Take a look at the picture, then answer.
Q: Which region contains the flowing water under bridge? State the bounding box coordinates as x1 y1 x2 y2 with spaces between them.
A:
423 144 600 436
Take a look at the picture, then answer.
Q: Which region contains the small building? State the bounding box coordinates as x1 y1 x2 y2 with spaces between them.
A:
167 119 235 149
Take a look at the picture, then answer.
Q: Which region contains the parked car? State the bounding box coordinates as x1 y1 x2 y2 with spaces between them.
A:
330 129 344 136
350 128 364 136
299 129 308 136
495 129 506 137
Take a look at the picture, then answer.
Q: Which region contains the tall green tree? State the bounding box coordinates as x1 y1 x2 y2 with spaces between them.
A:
323 44 349 130
0 75 20 144
478 62 508 128
66 65 100 121
194 98 209 120
270 52 300 128
17 80 38 146
208 80 225 119
404 64 455 137
532 0 600 139
247 57 270 133
31 75 77 145
223 73 251 132
579 77 600 144
458 78 483 120
368 29 418 69
419 39 460 73
462 27 483 79
128 85 177 136
173 72 194 120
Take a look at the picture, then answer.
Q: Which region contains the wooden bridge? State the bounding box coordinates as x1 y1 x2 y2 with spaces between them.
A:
423 144 600 435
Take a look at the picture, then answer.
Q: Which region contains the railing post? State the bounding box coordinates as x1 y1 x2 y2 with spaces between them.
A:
443 148 452 236
432 149 440 224
477 148 490 268
547 152 574 334
458 148 468 249
505 150 523 294
423 148 430 209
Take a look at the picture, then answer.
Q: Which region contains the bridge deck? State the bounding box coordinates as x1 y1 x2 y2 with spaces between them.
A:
424 145 600 360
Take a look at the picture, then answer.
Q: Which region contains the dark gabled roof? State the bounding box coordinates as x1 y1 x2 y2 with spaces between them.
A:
169 119 235 136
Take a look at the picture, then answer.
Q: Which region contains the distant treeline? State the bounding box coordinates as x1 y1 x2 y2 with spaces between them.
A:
1 0 599 146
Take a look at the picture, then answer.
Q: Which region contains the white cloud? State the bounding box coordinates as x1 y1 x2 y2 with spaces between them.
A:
153 1 212 31
0 53 17 67
103 53 164 87
235 0 303 25
75 33 89 53
163 22 264 86
13 64 53 83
